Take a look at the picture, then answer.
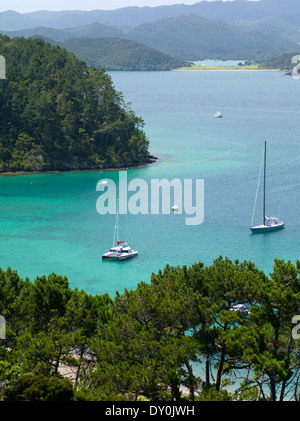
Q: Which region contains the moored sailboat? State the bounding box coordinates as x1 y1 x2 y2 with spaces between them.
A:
102 203 138 260
250 141 284 233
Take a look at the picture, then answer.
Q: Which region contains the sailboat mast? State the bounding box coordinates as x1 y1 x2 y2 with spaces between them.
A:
263 141 266 226
113 200 119 248
116 204 119 245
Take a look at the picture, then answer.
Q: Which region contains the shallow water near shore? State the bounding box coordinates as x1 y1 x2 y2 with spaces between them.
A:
0 69 300 297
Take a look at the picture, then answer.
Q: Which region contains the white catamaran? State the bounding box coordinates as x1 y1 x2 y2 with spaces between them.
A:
250 141 285 233
102 204 138 260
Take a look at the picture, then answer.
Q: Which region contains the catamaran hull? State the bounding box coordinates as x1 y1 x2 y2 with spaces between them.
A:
250 223 285 233
102 239 138 260
102 252 138 260
118 252 138 260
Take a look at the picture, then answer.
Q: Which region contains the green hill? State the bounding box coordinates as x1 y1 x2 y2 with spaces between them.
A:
3 24 189 70
126 14 299 61
234 17 300 46
2 13 300 63
259 52 300 71
2 10 300 64
0 35 150 172
3 22 126 42
62 37 189 71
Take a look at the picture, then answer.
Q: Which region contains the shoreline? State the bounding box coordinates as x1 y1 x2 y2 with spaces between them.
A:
173 67 280 72
0 155 159 177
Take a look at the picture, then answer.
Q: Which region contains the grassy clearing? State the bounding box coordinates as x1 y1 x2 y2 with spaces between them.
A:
174 63 260 71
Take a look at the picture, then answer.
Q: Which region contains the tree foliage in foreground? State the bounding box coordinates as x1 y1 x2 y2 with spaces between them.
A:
1 257 300 401
0 35 149 172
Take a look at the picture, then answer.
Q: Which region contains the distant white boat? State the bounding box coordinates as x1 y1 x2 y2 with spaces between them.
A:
230 304 249 314
98 171 108 185
172 204 179 211
214 111 222 118
250 141 285 233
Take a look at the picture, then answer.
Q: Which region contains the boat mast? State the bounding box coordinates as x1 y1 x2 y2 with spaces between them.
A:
113 199 119 248
116 203 119 245
263 141 266 226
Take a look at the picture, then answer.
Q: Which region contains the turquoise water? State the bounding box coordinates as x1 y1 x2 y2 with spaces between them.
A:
1 70 300 297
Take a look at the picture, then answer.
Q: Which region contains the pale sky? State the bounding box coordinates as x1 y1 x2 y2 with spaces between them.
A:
0 0 261 13
0 0 208 14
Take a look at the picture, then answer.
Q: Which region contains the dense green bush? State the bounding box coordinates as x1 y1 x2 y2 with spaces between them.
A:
1 257 300 401
0 35 149 172
4 374 74 401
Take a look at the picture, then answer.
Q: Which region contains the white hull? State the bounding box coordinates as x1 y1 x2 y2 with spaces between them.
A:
102 243 138 260
118 251 138 260
250 221 284 233
102 251 138 260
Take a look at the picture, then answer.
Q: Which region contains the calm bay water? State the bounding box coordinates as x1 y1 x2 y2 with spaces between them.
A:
1 70 300 296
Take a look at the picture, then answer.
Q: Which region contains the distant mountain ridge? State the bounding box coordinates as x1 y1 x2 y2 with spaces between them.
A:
2 0 300 31
3 13 299 62
124 14 298 61
4 22 126 42
1 1 300 64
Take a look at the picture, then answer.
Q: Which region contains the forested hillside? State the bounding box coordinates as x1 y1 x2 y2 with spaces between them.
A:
1 256 300 401
126 14 298 61
0 35 150 172
4 22 126 43
4 13 299 63
259 51 300 71
62 37 188 71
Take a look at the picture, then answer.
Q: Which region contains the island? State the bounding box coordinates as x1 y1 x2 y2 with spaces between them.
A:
0 35 153 173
